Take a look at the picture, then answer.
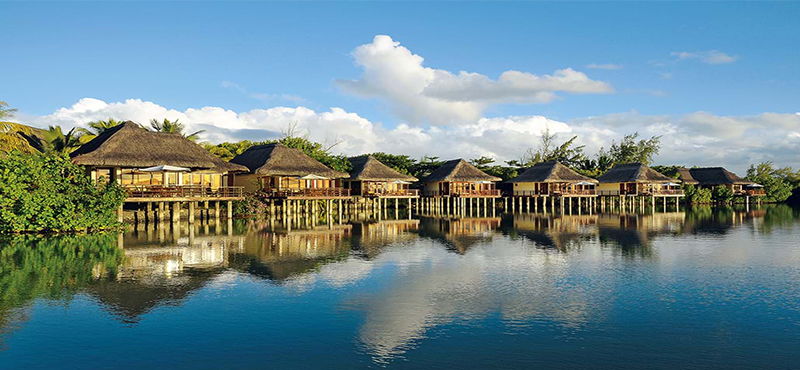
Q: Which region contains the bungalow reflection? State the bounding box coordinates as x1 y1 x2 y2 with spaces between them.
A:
350 219 420 259
505 213 598 251
228 224 354 283
597 212 686 252
418 216 501 254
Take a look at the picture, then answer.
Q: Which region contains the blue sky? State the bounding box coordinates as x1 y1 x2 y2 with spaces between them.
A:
3 2 800 172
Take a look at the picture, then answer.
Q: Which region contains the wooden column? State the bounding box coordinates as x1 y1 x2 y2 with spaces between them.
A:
188 202 195 223
227 200 233 219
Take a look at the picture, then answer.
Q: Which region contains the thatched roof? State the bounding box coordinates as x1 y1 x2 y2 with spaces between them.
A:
508 161 598 183
347 155 417 182
678 167 753 186
230 143 349 178
70 121 247 173
597 163 677 183
423 159 501 183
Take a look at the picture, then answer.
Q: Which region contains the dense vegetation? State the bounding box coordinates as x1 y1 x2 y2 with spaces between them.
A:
0 233 124 328
0 152 126 233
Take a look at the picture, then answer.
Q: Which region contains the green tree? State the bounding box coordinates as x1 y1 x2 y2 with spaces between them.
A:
521 128 586 168
41 125 83 154
367 152 418 176
0 101 41 154
600 132 661 166
712 186 734 203
746 161 795 202
683 184 712 204
76 118 124 142
0 152 126 233
149 118 204 141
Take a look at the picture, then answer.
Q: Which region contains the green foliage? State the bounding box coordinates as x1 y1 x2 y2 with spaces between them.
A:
1 101 41 155
650 165 683 179
0 152 127 233
202 140 264 161
366 152 417 175
600 132 661 166
521 128 586 168
746 161 796 203
469 156 519 181
712 186 735 203
279 136 352 173
150 118 204 142
75 118 124 143
41 125 83 154
0 101 17 120
0 233 123 322
683 184 712 204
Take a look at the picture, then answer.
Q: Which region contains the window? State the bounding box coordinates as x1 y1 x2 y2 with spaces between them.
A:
96 168 112 184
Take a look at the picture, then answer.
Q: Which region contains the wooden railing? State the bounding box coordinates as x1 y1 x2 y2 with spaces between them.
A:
265 188 351 198
596 189 685 196
745 189 766 196
513 189 597 196
365 189 420 197
423 189 501 197
125 185 244 199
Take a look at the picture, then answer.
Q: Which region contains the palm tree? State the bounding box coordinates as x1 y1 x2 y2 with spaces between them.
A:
41 125 83 154
76 118 123 143
0 101 40 154
149 118 204 142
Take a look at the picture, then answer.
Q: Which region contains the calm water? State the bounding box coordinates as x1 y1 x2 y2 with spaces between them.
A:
1 206 800 369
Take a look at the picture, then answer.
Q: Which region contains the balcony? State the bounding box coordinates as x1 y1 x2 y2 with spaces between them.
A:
423 189 501 197
265 188 351 199
124 185 244 200
364 189 420 197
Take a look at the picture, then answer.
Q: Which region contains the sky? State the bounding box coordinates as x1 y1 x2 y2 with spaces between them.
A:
2 1 800 173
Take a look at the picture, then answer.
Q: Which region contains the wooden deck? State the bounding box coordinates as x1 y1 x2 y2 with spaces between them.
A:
265 188 351 199
423 189 501 198
124 185 244 202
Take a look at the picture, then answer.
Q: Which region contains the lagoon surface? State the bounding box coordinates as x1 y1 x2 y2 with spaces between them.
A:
1 206 800 369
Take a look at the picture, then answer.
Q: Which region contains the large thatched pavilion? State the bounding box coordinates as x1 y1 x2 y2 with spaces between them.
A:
70 121 247 201
596 163 683 196
422 159 501 197
508 161 598 196
677 167 764 196
344 155 418 197
230 142 350 198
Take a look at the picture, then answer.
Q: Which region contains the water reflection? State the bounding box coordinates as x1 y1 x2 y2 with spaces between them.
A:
1 205 800 367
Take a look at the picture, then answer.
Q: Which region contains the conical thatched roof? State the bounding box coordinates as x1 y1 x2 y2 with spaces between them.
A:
424 159 502 183
597 163 677 183
70 121 247 172
508 161 598 183
678 167 753 186
230 143 349 178
347 155 417 182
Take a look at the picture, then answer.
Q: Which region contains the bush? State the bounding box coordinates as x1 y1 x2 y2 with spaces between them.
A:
712 186 734 203
684 184 712 204
0 152 126 233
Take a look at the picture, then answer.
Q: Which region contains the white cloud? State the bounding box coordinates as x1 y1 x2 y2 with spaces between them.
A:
671 50 738 65
19 98 800 175
336 35 612 125
586 63 623 70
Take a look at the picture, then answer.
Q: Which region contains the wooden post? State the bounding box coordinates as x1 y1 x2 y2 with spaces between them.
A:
117 204 124 223
216 201 221 219
188 202 195 223
172 202 180 223
227 200 233 219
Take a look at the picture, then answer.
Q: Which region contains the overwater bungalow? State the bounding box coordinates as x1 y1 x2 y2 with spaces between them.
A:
596 163 683 197
422 159 501 197
677 167 765 196
508 161 598 197
345 155 419 197
70 121 248 202
230 143 350 198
